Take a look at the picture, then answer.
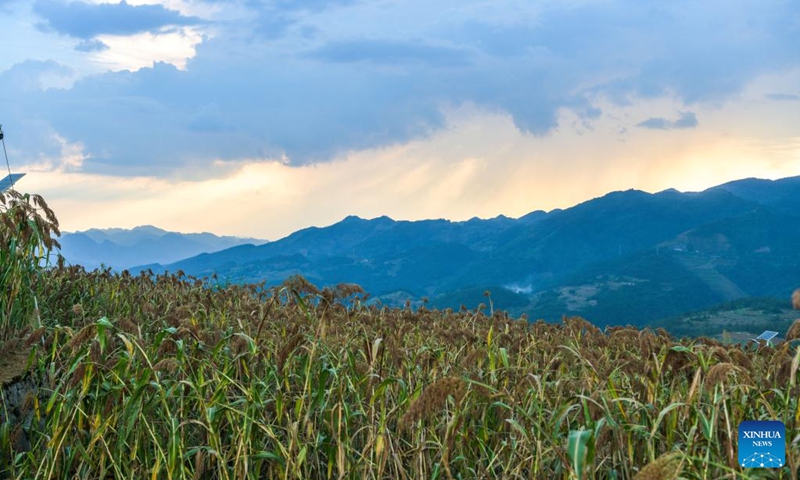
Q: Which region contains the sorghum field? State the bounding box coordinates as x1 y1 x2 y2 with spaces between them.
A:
2 191 800 479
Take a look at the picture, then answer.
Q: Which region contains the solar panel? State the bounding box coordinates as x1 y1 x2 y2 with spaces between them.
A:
0 173 25 192
756 331 779 342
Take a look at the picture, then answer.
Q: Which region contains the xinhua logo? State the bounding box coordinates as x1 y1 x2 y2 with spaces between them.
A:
738 420 785 468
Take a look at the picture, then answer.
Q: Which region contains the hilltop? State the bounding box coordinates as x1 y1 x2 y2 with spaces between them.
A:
131 175 800 333
58 225 267 270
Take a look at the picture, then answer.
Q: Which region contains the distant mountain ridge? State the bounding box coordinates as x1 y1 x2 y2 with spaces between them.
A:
58 225 267 270
130 175 800 331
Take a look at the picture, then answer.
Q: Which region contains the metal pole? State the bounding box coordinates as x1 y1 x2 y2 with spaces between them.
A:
1 125 16 190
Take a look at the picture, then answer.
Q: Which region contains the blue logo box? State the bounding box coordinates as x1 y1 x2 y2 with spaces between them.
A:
738 420 785 468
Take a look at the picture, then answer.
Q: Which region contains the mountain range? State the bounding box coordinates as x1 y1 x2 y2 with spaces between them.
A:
129 175 800 331
57 225 267 270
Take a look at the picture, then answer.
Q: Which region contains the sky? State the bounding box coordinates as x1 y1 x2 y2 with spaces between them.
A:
1 0 799 240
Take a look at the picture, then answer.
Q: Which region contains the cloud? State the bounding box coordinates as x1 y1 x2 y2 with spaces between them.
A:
187 103 232 133
766 93 800 101
672 111 699 128
270 0 358 12
6 0 800 178
564 2 800 104
74 39 108 52
638 111 698 130
90 28 205 71
0 59 73 92
636 117 669 130
21 134 86 173
583 107 602 120
307 39 472 67
27 101 800 240
32 0 202 39
249 0 357 39
253 13 295 40
5 58 446 176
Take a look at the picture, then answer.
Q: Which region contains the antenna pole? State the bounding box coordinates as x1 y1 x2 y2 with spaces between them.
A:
1 125 16 190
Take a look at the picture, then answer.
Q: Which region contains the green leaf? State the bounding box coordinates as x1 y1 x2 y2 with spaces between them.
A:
567 429 594 479
505 419 529 440
96 316 113 328
649 402 685 442
669 345 693 353
499 347 510 369
253 451 284 464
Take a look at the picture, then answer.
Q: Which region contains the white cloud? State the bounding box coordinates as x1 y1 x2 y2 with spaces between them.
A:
92 26 206 71
20 134 87 172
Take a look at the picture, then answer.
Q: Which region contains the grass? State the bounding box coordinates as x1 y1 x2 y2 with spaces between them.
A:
2 194 800 479
0 189 60 336
0 266 796 478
